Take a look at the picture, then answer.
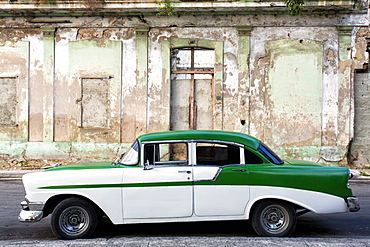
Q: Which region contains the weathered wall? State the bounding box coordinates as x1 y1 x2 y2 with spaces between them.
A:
350 27 370 168
249 27 348 165
250 37 323 161
352 73 370 167
0 12 367 167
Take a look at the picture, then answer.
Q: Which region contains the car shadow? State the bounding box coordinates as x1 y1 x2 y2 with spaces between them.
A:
94 217 257 238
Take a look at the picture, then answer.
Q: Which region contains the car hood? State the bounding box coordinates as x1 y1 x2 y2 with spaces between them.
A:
283 159 324 167
44 162 116 171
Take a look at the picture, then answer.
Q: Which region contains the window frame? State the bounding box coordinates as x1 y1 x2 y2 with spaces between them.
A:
191 140 245 167
141 140 190 167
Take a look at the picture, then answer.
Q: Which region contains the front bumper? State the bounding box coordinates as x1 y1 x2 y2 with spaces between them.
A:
18 200 44 222
19 209 43 222
347 196 360 212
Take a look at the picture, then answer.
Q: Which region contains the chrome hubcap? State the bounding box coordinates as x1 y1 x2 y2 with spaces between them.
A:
59 206 90 236
261 205 289 234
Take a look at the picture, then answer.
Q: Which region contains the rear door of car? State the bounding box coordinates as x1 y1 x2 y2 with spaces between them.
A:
192 141 251 216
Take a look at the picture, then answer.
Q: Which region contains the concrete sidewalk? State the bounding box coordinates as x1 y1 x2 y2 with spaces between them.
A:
0 170 39 180
1 236 370 247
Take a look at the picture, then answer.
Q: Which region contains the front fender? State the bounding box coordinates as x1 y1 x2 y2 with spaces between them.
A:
22 168 125 224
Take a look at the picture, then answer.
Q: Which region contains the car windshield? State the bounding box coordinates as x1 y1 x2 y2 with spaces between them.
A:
118 140 139 165
257 142 284 165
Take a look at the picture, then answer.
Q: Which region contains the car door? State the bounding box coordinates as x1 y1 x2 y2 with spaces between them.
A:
192 141 251 217
122 141 193 219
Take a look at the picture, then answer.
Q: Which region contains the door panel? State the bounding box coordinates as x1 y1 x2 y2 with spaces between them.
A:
194 185 249 216
122 166 193 219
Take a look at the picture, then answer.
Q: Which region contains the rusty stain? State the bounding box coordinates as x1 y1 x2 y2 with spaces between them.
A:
0 28 41 43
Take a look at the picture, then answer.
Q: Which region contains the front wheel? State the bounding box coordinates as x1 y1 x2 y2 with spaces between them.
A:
51 198 97 239
251 200 297 237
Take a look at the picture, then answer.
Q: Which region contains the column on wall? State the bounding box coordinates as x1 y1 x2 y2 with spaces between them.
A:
337 26 354 164
135 26 149 138
236 26 252 134
41 27 55 142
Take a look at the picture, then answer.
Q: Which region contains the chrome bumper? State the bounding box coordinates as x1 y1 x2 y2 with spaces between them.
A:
19 209 43 222
347 196 360 212
18 200 44 222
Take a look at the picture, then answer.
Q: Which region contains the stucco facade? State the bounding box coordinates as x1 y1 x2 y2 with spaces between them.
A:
0 0 368 167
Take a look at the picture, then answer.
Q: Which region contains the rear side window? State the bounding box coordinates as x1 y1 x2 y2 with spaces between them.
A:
244 148 263 164
196 142 240 166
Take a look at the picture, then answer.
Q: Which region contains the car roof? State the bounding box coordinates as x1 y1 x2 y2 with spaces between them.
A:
137 130 261 150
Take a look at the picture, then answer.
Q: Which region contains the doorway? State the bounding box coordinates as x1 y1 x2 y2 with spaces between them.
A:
170 47 215 130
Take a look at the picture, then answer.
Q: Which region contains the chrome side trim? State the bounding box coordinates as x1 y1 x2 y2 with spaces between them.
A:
347 196 360 212
194 167 223 182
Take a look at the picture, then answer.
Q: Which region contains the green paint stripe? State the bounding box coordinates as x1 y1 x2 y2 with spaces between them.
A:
38 181 193 190
38 181 349 200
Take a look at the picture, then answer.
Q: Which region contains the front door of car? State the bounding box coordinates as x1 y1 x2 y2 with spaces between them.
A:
192 142 251 216
122 141 193 219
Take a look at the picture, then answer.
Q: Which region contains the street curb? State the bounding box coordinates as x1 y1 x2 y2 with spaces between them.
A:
0 170 39 179
0 236 370 247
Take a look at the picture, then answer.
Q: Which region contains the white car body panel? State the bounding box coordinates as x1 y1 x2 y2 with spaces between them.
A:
122 166 192 219
194 185 250 216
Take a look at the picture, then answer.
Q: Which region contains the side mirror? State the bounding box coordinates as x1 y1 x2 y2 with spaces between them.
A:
144 160 154 170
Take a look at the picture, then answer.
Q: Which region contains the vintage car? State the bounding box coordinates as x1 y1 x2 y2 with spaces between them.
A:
19 130 360 239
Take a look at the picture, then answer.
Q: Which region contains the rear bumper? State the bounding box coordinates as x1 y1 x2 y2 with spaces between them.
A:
347 196 360 212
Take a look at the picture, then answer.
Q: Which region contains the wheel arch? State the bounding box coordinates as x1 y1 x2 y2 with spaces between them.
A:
246 197 311 219
43 194 106 219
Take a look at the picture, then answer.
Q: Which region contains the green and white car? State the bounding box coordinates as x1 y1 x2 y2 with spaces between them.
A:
19 130 360 239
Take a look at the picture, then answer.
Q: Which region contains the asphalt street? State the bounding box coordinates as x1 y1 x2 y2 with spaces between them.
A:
0 177 369 246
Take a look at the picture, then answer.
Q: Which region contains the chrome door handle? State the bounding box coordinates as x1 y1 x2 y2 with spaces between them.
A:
178 170 191 174
232 169 247 172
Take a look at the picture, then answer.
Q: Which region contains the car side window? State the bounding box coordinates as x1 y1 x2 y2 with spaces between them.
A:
244 148 263 164
196 142 240 166
144 142 188 166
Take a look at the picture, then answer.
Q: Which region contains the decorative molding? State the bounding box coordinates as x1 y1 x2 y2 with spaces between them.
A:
41 27 56 37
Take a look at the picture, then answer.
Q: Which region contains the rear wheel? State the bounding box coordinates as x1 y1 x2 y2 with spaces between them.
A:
51 198 97 239
251 200 296 237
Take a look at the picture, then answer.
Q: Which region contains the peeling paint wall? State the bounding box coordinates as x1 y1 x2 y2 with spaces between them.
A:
249 27 353 165
350 27 370 168
0 40 29 142
263 39 323 160
0 12 367 166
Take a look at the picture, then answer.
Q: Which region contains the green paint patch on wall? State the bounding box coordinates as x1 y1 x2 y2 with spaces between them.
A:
264 39 323 156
